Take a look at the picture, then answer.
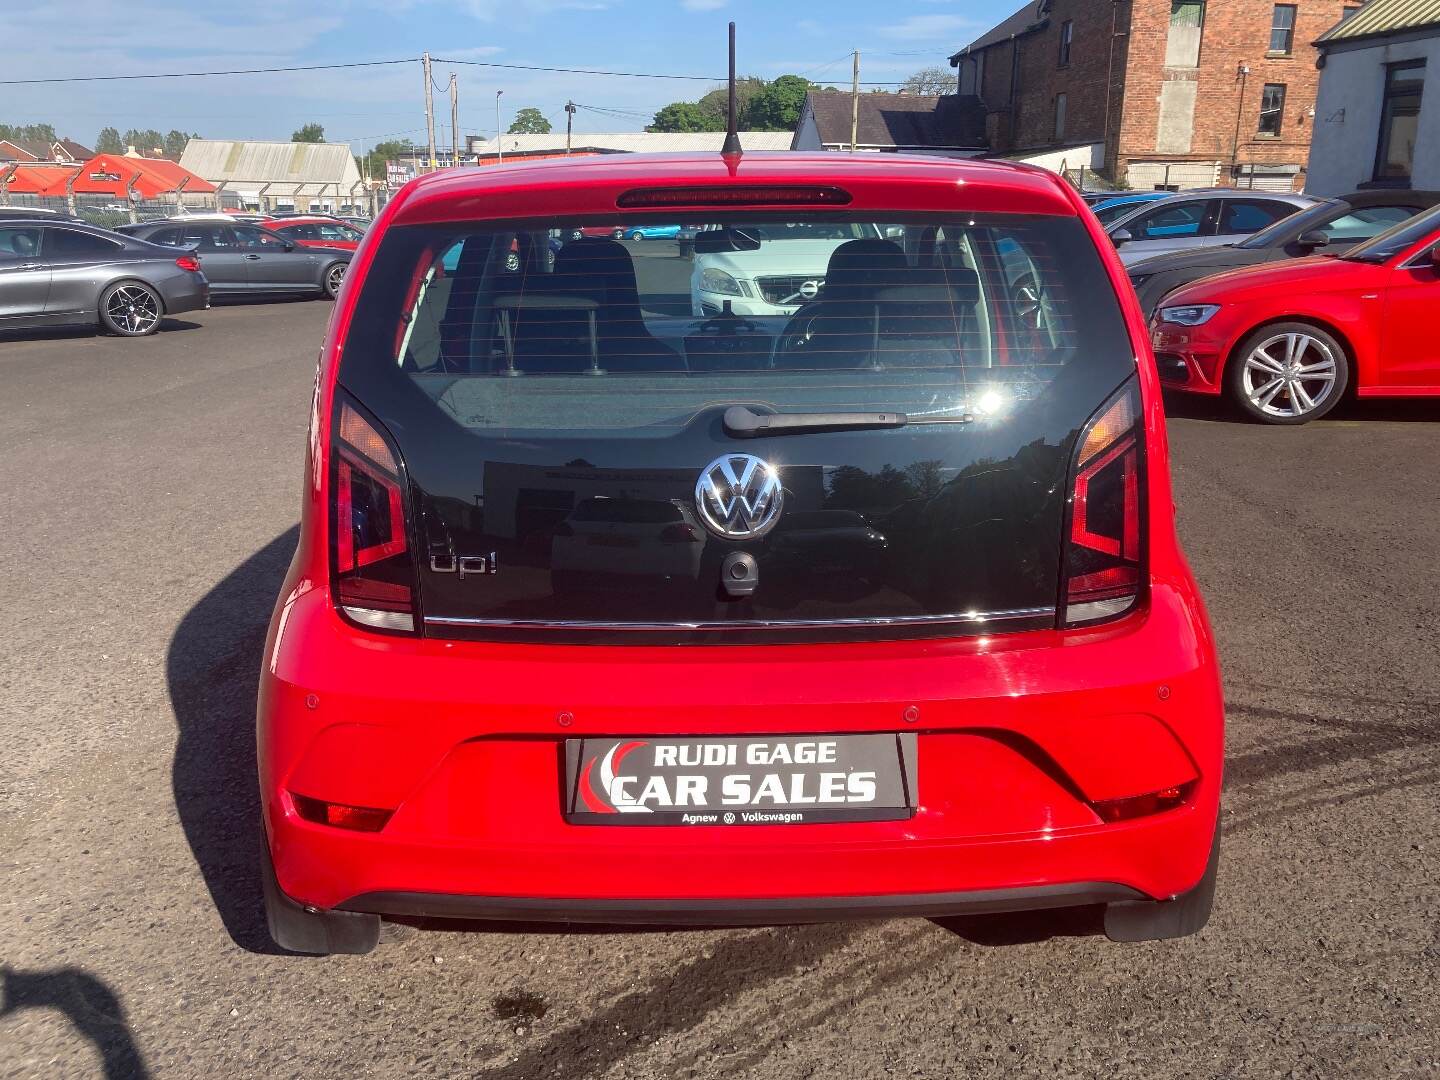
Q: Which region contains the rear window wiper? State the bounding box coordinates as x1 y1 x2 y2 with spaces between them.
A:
723 405 973 438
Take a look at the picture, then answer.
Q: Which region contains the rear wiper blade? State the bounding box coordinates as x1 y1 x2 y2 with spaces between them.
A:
723 404 973 438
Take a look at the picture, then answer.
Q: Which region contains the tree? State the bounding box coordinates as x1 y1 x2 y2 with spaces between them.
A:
739 74 812 131
696 77 765 128
291 123 325 143
123 128 165 153
902 67 955 97
0 123 57 146
356 139 412 181
647 101 722 133
507 108 552 135
96 127 123 153
164 130 198 157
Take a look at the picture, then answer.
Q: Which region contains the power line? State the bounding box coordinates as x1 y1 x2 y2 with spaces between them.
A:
0 58 418 86
434 57 720 81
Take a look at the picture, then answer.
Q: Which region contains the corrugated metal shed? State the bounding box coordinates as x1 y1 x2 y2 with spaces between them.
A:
468 131 794 156
1319 0 1440 42
178 139 362 196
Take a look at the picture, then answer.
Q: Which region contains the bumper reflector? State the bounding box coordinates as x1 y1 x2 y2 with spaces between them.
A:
1092 783 1192 823
293 793 394 832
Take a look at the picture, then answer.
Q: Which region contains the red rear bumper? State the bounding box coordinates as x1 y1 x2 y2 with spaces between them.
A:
259 578 1223 914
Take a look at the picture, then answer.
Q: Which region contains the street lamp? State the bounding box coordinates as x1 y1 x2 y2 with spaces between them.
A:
496 90 504 162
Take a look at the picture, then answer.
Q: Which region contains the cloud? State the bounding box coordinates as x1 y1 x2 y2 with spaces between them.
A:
879 14 980 40
682 0 728 9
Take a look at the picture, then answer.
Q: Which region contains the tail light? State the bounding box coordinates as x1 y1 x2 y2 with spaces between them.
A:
660 522 702 543
175 253 201 272
330 393 417 633
1063 378 1144 627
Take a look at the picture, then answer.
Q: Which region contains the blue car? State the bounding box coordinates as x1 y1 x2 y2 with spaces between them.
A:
1091 192 1174 228
622 224 686 241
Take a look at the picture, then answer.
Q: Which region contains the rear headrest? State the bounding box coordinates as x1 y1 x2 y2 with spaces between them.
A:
823 238 908 303
550 238 642 310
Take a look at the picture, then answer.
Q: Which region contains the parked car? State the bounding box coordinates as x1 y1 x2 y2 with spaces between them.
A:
1090 191 1174 227
261 215 366 251
1151 203 1440 423
620 224 686 241
550 496 707 596
117 219 351 300
1126 189 1440 315
336 216 372 232
0 219 207 336
691 221 885 317
257 151 1223 955
1107 189 1317 265
0 206 83 223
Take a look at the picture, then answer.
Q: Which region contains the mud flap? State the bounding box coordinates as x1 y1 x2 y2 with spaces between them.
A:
260 841 380 955
1104 816 1220 942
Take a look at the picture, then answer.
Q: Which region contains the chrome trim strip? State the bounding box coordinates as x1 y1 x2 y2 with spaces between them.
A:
424 606 1055 632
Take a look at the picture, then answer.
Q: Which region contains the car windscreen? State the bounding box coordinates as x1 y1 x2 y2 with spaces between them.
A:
1342 203 1440 263
1234 199 1336 249
339 213 1135 436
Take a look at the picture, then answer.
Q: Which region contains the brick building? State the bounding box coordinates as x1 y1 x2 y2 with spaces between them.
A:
951 0 1360 189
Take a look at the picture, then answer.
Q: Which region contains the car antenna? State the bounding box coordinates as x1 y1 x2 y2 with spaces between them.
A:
721 21 742 159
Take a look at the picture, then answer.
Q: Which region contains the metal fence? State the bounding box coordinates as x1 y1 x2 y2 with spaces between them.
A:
0 191 215 228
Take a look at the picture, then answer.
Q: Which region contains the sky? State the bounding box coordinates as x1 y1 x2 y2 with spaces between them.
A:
3 0 1012 155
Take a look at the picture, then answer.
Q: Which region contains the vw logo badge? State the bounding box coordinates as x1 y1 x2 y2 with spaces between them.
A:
695 454 784 540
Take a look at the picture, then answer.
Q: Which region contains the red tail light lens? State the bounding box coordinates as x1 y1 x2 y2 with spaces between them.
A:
1063 379 1143 626
175 254 201 272
331 394 417 633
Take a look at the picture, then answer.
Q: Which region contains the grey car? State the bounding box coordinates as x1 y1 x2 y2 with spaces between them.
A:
117 220 351 301
1106 189 1318 265
0 220 208 337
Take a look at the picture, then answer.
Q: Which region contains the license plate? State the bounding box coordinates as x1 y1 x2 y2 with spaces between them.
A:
564 734 917 826
587 534 639 547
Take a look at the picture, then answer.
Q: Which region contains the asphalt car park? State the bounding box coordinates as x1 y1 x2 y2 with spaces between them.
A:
1 297 1437 1077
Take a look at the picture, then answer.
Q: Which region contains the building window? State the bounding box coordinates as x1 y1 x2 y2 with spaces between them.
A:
1258 83 1286 136
1054 93 1068 139
1269 4 1296 53
1058 20 1073 66
1166 1 1205 68
1375 61 1426 181
1339 5 1359 20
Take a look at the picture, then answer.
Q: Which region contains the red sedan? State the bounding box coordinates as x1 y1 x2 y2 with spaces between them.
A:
262 215 365 251
1152 204 1440 423
257 151 1223 954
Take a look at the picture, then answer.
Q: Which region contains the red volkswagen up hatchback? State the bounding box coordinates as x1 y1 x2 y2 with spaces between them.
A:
258 152 1224 954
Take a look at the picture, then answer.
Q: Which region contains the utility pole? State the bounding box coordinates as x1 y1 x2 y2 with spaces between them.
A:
565 101 577 154
422 51 438 171
449 73 460 167
849 50 861 152
496 90 504 162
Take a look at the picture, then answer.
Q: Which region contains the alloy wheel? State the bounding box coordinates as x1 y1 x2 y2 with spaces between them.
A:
326 263 347 295
1240 331 1338 419
106 284 160 335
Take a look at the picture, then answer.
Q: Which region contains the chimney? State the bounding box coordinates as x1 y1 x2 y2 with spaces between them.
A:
126 144 138 157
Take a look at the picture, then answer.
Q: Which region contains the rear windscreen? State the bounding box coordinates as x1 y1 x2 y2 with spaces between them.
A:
339 214 1134 434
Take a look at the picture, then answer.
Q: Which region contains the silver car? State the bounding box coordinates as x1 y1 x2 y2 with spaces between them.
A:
1106 189 1318 265
119 219 351 301
0 220 208 337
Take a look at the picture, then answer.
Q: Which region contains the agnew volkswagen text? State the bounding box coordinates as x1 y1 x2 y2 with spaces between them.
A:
258 150 1224 954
